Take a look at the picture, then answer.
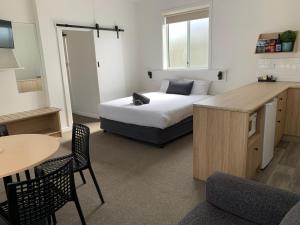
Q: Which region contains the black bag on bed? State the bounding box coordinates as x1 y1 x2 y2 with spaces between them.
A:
133 92 150 105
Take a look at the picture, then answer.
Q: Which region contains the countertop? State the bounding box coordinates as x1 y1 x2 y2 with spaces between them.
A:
194 82 300 113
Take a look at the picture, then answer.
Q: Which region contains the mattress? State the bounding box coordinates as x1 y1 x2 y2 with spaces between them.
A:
99 92 210 129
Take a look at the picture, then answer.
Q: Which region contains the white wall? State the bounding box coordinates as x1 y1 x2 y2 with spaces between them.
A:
136 0 300 94
64 30 100 118
34 0 140 129
0 0 47 116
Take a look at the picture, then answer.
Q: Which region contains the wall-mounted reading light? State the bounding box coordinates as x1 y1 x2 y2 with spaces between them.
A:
218 71 223 80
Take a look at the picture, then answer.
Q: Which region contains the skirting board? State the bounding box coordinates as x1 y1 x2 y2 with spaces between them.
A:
62 126 72 133
282 135 300 144
72 110 99 119
61 111 99 133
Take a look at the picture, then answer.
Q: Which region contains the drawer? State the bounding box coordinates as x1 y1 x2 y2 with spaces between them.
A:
275 113 286 146
276 117 285 126
277 91 287 109
284 89 300 137
248 135 260 153
276 109 285 121
275 122 282 146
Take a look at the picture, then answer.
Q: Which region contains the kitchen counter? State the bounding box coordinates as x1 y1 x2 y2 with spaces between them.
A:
194 82 300 113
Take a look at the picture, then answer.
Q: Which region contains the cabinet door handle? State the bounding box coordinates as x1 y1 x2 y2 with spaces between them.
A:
280 98 283 101
278 109 282 112
254 147 259 151
277 121 281 123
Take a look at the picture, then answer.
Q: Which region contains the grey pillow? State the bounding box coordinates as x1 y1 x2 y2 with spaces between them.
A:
166 80 194 95
280 201 300 225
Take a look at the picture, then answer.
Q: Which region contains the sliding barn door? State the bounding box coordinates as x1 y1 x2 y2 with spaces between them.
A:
64 30 100 118
93 31 127 103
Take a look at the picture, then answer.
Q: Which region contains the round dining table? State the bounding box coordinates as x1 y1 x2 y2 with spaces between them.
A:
0 134 60 180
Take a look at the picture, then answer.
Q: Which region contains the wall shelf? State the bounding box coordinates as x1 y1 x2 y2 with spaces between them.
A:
255 31 298 54
0 107 62 137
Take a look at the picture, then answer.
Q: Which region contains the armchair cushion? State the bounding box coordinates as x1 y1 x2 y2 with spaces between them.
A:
279 201 300 225
206 173 300 225
177 202 257 225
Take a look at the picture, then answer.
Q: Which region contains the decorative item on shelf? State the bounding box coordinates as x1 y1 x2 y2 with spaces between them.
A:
256 39 268 53
280 30 297 52
268 39 276 53
256 36 279 53
258 75 277 82
275 35 282 52
256 37 278 53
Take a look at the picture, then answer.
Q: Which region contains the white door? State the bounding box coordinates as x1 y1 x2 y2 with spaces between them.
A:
93 31 127 103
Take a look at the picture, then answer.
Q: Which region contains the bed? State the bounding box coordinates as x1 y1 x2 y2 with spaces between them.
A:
99 80 211 146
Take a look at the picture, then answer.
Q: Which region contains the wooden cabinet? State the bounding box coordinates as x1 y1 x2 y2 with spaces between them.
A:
274 91 287 146
246 134 261 178
284 88 300 137
193 106 264 181
193 107 250 180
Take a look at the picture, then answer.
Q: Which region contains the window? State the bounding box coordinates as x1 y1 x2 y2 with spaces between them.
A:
164 8 210 69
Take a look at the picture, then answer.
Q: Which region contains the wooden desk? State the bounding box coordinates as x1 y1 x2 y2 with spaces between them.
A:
0 107 62 137
193 82 300 181
0 134 60 178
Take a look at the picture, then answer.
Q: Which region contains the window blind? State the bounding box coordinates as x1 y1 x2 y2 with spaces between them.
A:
165 8 209 24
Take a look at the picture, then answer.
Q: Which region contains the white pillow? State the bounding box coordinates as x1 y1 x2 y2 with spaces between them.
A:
185 79 211 95
160 79 170 93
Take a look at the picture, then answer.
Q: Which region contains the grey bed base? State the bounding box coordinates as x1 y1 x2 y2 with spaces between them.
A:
100 116 193 147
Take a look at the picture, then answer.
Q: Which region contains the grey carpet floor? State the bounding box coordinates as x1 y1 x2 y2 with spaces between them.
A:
0 114 299 225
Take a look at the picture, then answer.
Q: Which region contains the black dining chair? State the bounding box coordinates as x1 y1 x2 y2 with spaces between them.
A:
0 159 86 225
37 123 105 204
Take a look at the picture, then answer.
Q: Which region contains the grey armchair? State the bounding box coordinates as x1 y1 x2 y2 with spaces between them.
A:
178 173 300 225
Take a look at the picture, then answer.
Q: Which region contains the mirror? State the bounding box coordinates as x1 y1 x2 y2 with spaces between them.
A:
12 22 44 93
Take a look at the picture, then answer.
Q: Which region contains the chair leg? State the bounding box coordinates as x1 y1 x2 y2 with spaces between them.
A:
3 176 12 194
25 170 31 180
79 170 86 184
88 166 105 204
52 214 57 225
16 173 21 182
47 216 51 225
74 196 86 225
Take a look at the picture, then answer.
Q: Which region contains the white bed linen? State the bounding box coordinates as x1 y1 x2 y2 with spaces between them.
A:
99 92 210 129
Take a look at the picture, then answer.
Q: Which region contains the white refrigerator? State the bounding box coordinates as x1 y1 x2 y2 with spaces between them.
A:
261 98 278 169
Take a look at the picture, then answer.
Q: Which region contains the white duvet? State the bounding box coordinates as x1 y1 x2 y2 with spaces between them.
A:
99 92 210 129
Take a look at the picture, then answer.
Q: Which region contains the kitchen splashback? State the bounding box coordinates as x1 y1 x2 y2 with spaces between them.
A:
258 57 300 81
